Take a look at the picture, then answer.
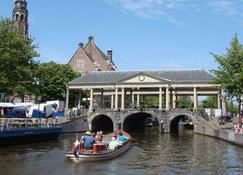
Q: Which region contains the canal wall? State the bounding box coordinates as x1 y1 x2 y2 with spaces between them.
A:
62 117 89 133
194 117 243 147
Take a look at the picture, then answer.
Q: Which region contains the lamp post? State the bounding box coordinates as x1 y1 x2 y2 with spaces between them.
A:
33 77 40 118
219 94 223 118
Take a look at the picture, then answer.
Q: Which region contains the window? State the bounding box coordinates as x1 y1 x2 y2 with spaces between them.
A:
76 59 84 68
20 15 24 21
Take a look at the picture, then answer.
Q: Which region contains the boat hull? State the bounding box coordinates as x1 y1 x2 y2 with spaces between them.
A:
0 127 63 146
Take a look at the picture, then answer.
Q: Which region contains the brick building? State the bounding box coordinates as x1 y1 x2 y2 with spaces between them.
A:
68 36 117 75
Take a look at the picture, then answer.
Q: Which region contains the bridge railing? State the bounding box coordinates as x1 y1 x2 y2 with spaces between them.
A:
65 107 88 120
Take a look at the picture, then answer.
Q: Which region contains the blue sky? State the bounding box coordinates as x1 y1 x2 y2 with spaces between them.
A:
1 0 243 71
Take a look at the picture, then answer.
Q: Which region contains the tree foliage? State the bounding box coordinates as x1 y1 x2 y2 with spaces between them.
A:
201 96 217 108
36 61 80 102
0 18 39 99
143 96 159 108
211 34 243 112
176 96 193 109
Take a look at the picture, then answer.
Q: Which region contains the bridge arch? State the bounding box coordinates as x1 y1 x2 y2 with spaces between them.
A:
122 112 160 132
89 114 115 132
167 113 196 133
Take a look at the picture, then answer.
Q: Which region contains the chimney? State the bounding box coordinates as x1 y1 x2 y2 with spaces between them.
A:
88 36 94 43
107 49 112 63
79 42 84 48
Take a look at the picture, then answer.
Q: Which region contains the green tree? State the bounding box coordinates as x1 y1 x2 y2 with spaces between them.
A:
143 96 159 108
226 100 238 115
176 96 193 109
0 18 39 100
201 96 217 108
211 34 243 114
36 61 80 102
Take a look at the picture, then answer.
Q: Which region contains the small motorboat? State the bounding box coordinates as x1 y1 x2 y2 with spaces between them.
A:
65 130 131 162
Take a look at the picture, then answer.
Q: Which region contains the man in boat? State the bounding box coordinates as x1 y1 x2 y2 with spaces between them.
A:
108 136 121 150
80 130 96 150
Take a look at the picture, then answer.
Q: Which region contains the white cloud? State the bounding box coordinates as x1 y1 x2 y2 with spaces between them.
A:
104 0 243 24
104 0 196 25
209 0 237 15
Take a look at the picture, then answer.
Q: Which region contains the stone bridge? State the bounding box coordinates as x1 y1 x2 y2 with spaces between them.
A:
87 108 198 133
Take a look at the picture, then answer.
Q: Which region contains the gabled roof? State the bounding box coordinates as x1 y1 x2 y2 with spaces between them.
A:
84 38 117 70
67 44 96 65
69 69 215 85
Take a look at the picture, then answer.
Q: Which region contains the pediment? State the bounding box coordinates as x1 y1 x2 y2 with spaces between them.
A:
121 73 170 83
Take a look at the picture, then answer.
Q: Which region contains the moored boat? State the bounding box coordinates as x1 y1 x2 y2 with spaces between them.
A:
0 117 63 146
65 130 131 162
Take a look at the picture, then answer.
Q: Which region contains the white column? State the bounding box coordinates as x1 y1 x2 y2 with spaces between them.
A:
132 93 135 108
159 87 162 110
137 94 140 108
65 86 69 113
78 91 81 108
172 91 176 109
166 87 170 110
89 88 93 112
101 89 104 108
111 94 114 109
121 88 125 110
222 91 226 116
193 87 197 110
217 92 221 109
115 88 118 110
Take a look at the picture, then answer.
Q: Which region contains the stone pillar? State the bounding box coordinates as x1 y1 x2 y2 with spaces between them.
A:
65 86 69 113
111 94 114 109
115 88 118 110
217 92 221 109
89 88 93 112
222 91 226 116
121 88 125 110
101 89 104 108
78 91 81 108
159 87 162 110
137 94 140 108
172 91 176 109
166 87 170 110
193 87 197 110
132 92 135 108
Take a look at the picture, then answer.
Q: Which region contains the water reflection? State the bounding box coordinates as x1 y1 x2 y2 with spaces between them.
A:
0 130 243 175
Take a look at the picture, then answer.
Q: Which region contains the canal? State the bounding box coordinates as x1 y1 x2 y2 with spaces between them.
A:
0 130 243 175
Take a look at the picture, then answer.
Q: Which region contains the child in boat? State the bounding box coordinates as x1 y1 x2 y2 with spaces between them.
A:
117 130 127 143
95 131 103 143
108 136 121 150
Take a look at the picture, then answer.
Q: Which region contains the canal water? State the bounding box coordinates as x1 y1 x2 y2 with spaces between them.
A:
1 130 243 175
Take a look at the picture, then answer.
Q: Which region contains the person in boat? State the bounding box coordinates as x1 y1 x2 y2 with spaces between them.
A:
108 136 121 150
95 131 103 143
117 130 127 143
80 130 96 150
73 134 80 155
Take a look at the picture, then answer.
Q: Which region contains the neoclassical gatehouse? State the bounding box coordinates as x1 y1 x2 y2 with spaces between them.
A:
65 69 224 113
